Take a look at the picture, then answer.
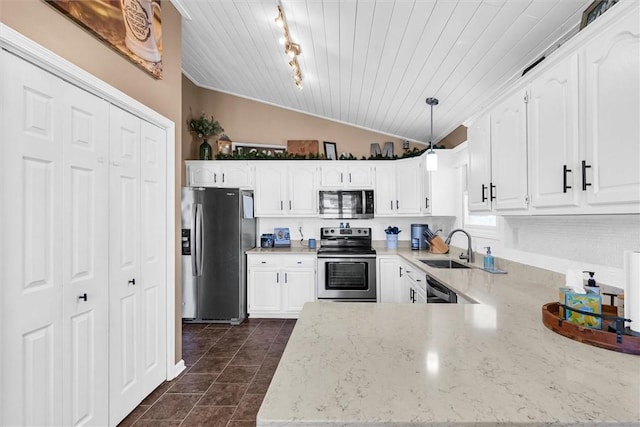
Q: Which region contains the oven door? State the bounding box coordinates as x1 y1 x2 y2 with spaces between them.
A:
317 255 376 301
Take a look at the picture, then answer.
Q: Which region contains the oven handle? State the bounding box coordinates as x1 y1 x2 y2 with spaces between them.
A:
317 254 377 259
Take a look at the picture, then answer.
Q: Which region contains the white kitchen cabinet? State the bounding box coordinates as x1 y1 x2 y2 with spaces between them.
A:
254 163 318 216
319 162 373 188
405 265 426 304
581 11 640 211
374 163 395 215
1 51 168 427
247 254 316 318
185 160 253 188
529 54 581 210
470 2 639 215
490 90 529 211
377 256 399 302
422 152 458 216
374 157 427 216
467 91 528 213
467 114 493 212
395 157 423 214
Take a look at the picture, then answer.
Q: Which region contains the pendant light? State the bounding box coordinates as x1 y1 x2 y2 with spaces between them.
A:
426 97 439 171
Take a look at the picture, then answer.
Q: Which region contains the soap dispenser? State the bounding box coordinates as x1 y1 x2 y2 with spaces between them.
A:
583 271 600 294
483 247 494 270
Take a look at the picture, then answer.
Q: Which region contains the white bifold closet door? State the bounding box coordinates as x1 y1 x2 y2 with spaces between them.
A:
1 50 167 427
1 50 109 426
108 105 167 425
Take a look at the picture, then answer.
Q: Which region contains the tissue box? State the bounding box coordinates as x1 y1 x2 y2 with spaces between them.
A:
559 288 602 329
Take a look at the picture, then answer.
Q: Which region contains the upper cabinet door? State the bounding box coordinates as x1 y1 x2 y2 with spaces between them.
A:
529 54 580 209
347 164 374 188
490 91 529 211
467 114 492 212
582 12 640 208
395 158 422 214
288 165 318 215
319 163 373 188
254 164 286 216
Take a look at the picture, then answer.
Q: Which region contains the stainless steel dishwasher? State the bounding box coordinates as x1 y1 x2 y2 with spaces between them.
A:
425 274 458 303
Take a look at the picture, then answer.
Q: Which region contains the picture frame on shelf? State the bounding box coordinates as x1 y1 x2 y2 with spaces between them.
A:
580 0 619 30
231 142 286 156
324 141 337 160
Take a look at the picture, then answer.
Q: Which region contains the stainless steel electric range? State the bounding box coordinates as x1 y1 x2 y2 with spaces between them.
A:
316 227 377 302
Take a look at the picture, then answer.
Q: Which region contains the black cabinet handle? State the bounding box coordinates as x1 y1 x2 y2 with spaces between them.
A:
78 293 87 301
222 173 225 183
396 200 399 209
280 200 284 210
399 266 403 277
340 172 344 183
563 165 572 193
390 200 393 210
481 184 487 202
425 197 429 209
490 182 496 201
128 278 136 286
289 200 292 210
581 160 592 191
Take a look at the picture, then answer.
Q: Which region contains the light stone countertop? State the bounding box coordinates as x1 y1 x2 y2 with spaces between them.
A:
257 246 640 426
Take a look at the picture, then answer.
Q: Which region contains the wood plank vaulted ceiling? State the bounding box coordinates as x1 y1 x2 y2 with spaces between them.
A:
178 0 595 146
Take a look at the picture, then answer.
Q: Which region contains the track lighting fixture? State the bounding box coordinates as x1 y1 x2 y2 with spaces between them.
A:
275 3 303 89
285 42 301 58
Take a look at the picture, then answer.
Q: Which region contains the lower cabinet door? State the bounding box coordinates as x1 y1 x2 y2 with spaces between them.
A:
282 268 316 312
248 269 282 312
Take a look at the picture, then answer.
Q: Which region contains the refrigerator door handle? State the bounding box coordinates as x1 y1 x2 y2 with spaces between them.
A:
194 203 204 277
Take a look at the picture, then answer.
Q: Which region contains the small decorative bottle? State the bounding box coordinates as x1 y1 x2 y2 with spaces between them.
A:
199 139 212 160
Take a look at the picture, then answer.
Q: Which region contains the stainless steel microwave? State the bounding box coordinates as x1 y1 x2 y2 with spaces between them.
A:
318 190 374 219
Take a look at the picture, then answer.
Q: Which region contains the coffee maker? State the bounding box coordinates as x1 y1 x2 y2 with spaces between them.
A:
411 224 429 250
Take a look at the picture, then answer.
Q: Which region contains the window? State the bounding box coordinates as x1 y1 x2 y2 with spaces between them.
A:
463 191 497 227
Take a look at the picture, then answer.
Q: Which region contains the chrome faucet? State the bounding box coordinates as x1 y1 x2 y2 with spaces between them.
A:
444 229 474 263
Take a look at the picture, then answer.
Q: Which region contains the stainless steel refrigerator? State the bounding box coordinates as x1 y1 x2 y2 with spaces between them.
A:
181 187 256 324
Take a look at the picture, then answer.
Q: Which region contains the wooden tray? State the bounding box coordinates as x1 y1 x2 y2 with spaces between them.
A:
542 302 640 355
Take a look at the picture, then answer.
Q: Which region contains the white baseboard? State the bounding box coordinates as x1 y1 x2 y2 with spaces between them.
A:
172 360 186 380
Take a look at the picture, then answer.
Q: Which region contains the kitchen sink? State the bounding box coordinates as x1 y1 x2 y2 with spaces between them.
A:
419 259 471 269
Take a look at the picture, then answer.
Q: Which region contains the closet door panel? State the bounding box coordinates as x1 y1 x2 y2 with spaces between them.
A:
1 50 64 427
109 105 142 423
61 84 109 426
139 121 167 396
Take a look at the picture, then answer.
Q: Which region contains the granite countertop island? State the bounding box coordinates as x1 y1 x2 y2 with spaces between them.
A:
257 250 640 426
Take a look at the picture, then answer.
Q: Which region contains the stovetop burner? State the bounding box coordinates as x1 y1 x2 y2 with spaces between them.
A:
317 227 376 257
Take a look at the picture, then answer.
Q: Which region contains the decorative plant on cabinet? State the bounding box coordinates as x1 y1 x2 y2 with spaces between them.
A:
187 112 224 160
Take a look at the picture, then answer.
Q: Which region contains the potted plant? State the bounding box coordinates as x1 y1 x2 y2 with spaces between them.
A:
384 226 401 249
187 112 224 160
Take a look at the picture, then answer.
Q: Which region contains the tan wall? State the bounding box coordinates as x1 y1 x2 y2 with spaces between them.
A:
182 75 204 178
182 83 427 181
439 125 467 149
2 0 184 364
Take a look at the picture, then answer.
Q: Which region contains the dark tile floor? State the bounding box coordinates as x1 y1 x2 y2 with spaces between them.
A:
118 318 295 427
